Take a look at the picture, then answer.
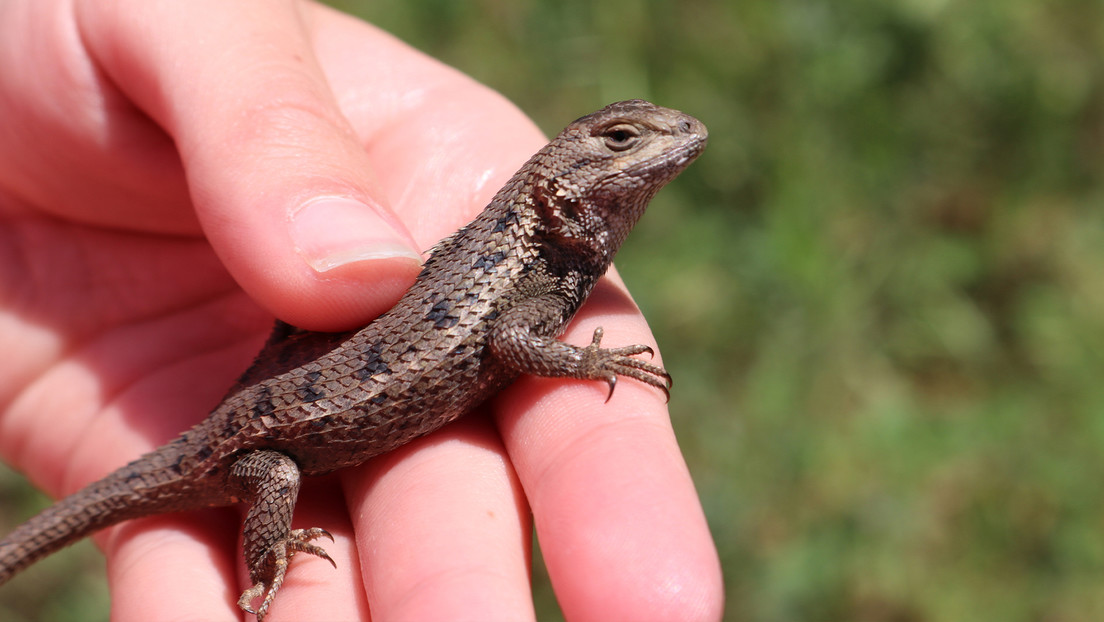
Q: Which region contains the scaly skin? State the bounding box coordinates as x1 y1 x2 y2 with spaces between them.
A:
0 100 707 619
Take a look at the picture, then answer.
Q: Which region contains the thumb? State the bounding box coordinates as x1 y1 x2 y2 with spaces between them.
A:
78 0 422 331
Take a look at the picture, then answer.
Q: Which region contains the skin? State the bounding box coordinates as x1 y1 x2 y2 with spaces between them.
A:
0 1 724 620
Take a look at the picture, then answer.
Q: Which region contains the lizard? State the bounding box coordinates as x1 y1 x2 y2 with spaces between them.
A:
0 99 708 619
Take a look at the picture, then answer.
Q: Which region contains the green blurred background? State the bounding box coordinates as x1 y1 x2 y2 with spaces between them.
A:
3 1 1104 620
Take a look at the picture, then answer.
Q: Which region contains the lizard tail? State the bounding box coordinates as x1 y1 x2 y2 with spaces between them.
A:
0 440 213 585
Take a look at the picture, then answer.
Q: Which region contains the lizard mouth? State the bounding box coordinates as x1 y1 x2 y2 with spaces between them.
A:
624 133 708 182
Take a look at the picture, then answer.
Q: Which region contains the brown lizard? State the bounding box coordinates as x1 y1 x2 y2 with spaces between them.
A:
0 99 707 619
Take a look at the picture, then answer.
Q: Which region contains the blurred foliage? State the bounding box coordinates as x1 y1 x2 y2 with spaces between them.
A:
4 1 1103 620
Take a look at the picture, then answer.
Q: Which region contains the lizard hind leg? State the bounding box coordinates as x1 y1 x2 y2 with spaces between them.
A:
229 450 336 620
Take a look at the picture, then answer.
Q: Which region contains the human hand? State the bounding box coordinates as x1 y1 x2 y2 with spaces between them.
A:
0 1 723 620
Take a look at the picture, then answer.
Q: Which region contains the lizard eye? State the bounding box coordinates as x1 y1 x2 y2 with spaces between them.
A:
601 124 641 152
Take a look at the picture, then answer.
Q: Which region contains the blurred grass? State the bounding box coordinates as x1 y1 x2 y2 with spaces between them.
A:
3 1 1103 620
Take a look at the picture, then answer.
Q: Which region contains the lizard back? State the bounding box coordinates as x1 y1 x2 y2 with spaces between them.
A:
182 173 558 479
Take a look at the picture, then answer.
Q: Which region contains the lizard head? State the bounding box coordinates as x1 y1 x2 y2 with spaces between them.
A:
534 99 708 265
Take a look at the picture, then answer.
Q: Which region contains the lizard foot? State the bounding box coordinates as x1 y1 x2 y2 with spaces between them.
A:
238 528 336 620
581 327 672 402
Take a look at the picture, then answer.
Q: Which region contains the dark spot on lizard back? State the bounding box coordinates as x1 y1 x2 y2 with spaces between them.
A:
251 385 276 419
473 250 507 273
310 415 334 428
221 418 243 438
492 209 519 233
168 452 187 476
296 372 327 403
297 385 326 403
354 340 391 381
252 399 276 417
426 300 460 329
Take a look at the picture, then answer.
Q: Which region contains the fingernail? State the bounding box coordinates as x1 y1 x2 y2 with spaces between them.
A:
290 197 422 272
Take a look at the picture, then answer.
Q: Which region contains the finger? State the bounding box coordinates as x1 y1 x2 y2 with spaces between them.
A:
306 5 547 251
75 0 423 330
495 275 725 622
106 511 241 622
0 1 194 231
341 414 536 621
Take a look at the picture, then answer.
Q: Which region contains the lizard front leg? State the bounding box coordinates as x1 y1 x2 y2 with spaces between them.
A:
228 450 335 620
488 293 672 400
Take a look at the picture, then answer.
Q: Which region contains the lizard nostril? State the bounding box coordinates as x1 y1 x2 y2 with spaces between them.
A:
677 119 692 134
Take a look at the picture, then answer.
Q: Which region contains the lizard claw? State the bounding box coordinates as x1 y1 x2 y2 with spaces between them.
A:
238 583 265 615
239 527 337 620
308 527 337 549
582 327 672 402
